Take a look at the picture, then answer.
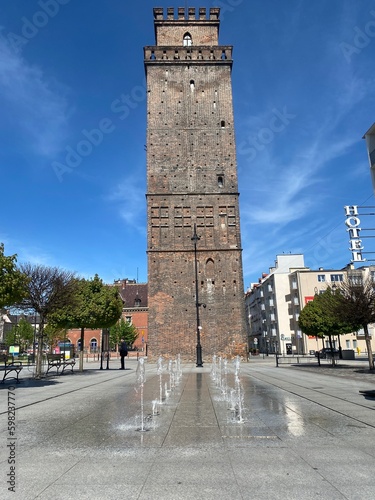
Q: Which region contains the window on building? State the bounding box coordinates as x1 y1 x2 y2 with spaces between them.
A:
134 297 141 307
330 274 343 282
348 273 363 285
346 339 350 349
183 33 192 46
317 275 326 282
90 338 98 352
217 175 224 188
125 316 132 325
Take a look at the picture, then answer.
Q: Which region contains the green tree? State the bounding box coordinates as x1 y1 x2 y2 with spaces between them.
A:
5 317 34 352
18 264 77 379
109 317 139 350
44 323 68 353
51 275 123 371
333 277 375 370
298 289 356 365
0 243 29 308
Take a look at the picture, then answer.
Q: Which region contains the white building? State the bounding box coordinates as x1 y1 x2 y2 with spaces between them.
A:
246 255 375 356
245 254 308 355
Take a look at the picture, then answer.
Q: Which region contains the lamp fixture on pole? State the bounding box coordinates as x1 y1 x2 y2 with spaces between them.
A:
192 224 203 367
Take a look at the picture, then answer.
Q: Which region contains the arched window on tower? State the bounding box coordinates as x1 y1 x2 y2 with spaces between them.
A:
183 33 192 46
206 258 215 279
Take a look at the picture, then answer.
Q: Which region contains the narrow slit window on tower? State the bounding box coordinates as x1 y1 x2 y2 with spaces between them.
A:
183 32 192 46
217 175 224 188
221 120 226 128
190 80 195 91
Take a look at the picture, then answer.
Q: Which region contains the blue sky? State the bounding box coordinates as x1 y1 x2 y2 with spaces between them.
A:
1 0 374 289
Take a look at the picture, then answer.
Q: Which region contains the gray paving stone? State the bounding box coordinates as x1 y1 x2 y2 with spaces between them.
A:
1 358 375 499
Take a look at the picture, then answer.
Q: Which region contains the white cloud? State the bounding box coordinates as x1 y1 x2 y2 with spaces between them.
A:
107 175 146 234
0 38 70 157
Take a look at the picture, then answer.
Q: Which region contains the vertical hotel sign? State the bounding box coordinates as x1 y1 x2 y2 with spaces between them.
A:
344 205 365 262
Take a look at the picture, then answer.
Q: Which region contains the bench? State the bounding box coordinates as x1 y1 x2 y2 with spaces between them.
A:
0 354 23 384
276 355 319 366
46 354 76 375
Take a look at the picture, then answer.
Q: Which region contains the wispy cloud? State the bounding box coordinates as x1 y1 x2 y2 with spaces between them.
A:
0 38 70 157
107 174 146 234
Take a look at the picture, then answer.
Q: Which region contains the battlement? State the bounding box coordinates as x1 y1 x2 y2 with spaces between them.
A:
144 45 232 63
153 7 220 21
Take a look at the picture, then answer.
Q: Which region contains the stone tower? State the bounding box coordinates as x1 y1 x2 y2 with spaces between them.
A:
145 6 247 362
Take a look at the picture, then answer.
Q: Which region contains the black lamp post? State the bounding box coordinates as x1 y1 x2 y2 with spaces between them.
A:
192 224 203 367
331 283 343 359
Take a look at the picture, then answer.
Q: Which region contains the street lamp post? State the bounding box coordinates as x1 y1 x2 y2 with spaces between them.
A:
192 224 203 367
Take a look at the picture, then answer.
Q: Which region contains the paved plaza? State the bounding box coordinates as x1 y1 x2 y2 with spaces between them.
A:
1 356 375 499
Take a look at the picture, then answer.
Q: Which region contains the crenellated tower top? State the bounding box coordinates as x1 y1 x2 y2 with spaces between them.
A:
145 7 232 64
153 7 220 21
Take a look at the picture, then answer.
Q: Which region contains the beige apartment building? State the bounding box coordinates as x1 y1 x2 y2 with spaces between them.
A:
246 254 375 356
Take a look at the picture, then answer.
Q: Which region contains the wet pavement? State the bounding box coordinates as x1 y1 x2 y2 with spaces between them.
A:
1 357 375 499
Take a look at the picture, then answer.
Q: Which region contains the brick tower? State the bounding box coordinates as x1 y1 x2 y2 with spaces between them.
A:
145 7 247 362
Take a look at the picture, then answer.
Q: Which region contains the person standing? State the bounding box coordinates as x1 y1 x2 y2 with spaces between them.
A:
119 339 128 370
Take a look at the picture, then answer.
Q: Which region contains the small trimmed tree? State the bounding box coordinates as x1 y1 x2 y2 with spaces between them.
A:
51 275 123 371
298 289 357 365
109 318 139 350
5 317 34 352
333 277 375 370
18 263 77 378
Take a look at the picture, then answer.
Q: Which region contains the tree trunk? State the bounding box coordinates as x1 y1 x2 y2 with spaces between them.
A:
328 334 336 366
79 327 84 372
363 323 374 370
35 321 44 379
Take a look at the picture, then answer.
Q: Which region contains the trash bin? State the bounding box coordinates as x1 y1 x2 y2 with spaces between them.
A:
341 349 355 360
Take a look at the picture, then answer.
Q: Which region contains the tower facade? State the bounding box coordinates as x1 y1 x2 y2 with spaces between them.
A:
145 7 247 361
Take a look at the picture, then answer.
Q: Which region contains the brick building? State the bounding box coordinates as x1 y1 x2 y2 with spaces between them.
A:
145 7 247 361
66 279 148 354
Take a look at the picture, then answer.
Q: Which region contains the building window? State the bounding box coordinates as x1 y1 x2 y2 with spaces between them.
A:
183 33 192 46
330 274 343 282
125 316 132 325
134 298 141 307
217 175 224 188
90 338 98 352
317 275 325 282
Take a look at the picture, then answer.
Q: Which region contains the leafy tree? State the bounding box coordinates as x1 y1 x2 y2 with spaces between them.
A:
109 317 139 350
18 264 77 378
5 317 34 352
0 243 29 308
333 277 375 370
298 289 356 365
51 274 123 371
44 323 68 353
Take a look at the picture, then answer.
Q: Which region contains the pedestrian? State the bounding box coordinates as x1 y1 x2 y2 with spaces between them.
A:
119 338 128 369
